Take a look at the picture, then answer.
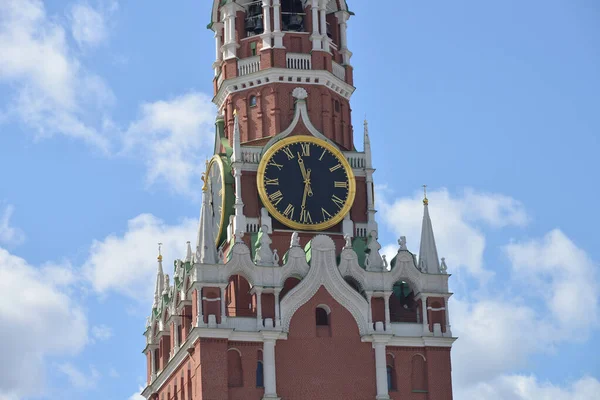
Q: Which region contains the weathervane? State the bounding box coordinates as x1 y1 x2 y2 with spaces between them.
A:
423 184 429 206
158 242 163 261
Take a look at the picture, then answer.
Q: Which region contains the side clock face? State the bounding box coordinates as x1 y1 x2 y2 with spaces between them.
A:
257 136 356 231
206 157 225 246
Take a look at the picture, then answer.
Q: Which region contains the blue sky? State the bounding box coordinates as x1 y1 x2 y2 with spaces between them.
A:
0 0 598 399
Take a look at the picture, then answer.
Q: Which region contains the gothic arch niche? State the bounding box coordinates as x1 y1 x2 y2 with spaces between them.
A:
344 276 366 300
411 354 428 393
389 280 418 323
280 276 301 300
227 348 243 387
386 353 397 392
226 275 255 317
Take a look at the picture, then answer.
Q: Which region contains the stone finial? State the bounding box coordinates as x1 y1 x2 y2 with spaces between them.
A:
290 231 300 248
185 241 192 263
382 255 388 270
163 274 170 295
398 236 407 251
254 225 274 266
344 234 352 249
218 246 225 264
440 257 448 274
273 249 280 266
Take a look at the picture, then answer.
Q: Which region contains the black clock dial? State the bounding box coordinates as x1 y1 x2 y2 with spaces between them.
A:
258 137 355 231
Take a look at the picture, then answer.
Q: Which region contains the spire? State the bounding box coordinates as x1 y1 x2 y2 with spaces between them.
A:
231 110 246 239
197 183 218 264
418 186 441 274
153 243 165 309
185 241 193 263
364 118 372 169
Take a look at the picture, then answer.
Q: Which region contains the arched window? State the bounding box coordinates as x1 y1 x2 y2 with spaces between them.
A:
256 361 264 387
227 349 243 387
386 354 397 391
245 3 264 36
282 0 305 32
316 308 329 326
411 354 427 392
390 280 418 323
249 95 257 108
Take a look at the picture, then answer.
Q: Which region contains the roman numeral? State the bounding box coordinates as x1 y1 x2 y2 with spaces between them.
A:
269 191 284 206
319 150 327 161
283 204 295 219
282 147 295 160
332 195 345 209
301 143 310 157
334 181 348 189
268 160 283 170
265 178 279 186
300 209 313 224
329 163 342 172
322 208 333 220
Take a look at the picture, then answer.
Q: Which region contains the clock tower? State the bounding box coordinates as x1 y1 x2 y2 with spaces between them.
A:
141 2 456 400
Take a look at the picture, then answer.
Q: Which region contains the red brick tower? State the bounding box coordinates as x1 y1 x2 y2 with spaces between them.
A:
141 2 456 400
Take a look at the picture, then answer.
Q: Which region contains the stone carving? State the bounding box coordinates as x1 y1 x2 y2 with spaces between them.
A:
218 246 225 264
290 231 300 248
382 255 388 270
344 234 352 249
440 257 448 274
273 249 280 266
365 230 384 272
163 274 170 295
399 236 407 251
292 87 308 100
254 225 274 266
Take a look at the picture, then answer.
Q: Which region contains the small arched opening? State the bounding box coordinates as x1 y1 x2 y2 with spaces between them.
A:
344 276 367 300
256 349 264 388
386 353 397 392
226 275 255 318
315 304 331 337
282 0 306 32
390 280 418 323
227 348 243 388
411 354 428 393
279 276 301 300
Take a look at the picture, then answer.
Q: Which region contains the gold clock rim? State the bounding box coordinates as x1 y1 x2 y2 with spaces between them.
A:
256 135 356 231
206 155 227 247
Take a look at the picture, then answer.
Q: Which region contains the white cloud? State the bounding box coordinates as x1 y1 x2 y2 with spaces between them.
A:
70 3 108 48
57 363 100 390
505 229 599 331
0 0 113 151
378 187 527 278
91 324 113 341
129 388 145 400
0 248 88 399
457 375 600 400
0 204 24 245
83 214 197 300
123 93 216 195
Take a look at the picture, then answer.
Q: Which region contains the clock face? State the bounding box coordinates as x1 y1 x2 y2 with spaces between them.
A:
257 136 356 231
206 157 225 246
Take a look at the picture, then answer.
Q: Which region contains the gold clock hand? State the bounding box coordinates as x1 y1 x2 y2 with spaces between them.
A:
298 155 308 181
301 170 312 210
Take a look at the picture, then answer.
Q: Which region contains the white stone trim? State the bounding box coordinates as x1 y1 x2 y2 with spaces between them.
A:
280 235 370 335
214 68 355 110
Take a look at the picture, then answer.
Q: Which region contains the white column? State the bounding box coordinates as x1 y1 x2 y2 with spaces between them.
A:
272 0 284 48
150 348 157 378
367 292 373 330
222 5 239 60
310 0 322 51
174 320 180 350
384 292 391 331
213 23 224 76
319 1 329 53
274 289 281 327
262 0 272 49
263 337 280 399
197 286 204 327
220 285 228 324
421 296 429 334
256 288 263 328
373 342 390 400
